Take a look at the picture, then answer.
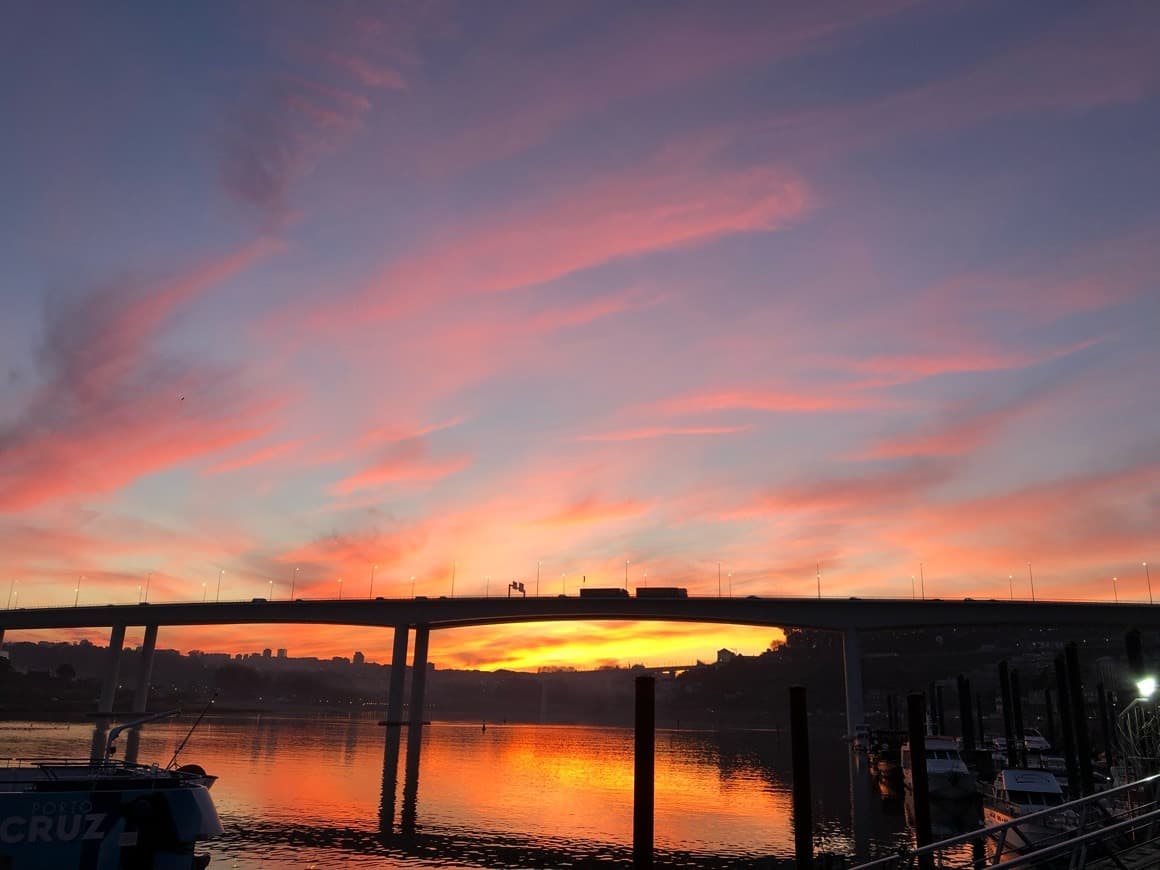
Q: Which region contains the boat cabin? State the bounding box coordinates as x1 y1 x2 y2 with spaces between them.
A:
992 768 1064 808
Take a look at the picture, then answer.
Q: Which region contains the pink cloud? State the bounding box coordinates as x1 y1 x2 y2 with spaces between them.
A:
416 0 920 172
656 386 881 416
576 425 751 443
205 440 305 475
331 437 470 495
297 150 812 330
533 496 653 527
319 51 406 90
0 241 283 511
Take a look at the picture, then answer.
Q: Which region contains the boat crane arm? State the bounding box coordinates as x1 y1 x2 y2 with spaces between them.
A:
104 708 182 760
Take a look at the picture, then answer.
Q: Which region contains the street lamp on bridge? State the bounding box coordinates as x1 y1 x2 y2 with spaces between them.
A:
369 564 377 599
75 575 83 608
1145 562 1153 605
338 577 343 600
216 569 225 602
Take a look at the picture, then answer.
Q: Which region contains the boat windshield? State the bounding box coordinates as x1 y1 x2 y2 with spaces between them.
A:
1006 789 1063 806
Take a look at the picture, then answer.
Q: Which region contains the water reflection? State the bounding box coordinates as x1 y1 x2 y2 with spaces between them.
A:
379 723 403 836
7 716 931 867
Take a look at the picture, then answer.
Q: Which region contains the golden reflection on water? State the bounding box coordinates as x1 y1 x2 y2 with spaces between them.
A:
2 715 905 867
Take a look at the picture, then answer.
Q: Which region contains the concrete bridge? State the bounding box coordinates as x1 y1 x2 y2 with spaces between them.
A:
2 595 1155 760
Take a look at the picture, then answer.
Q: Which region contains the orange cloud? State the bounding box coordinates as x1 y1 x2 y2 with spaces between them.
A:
534 497 653 528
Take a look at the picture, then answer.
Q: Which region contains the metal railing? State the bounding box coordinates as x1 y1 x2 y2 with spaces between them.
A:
851 773 1160 869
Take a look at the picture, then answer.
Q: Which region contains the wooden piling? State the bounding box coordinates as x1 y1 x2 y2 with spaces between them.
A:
1065 642 1095 795
956 675 974 752
907 693 933 869
634 676 655 869
789 685 813 870
1011 668 1026 767
1054 654 1079 796
998 661 1018 769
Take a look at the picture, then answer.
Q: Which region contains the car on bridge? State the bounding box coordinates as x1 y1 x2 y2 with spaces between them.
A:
578 587 629 599
635 587 688 598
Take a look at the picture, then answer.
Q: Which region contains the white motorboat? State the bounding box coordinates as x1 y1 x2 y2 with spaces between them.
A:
901 736 973 800
1022 728 1051 752
982 768 1070 851
0 712 222 869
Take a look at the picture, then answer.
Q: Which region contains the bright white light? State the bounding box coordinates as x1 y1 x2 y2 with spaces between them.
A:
1137 677 1156 699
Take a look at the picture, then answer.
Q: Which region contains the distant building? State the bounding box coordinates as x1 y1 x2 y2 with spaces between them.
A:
262 648 272 658
353 651 365 665
276 648 287 658
717 648 739 664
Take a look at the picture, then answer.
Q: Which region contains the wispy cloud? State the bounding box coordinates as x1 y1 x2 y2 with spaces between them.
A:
0 241 282 511
576 425 751 443
331 435 470 495
533 496 653 527
655 386 881 416
298 147 812 329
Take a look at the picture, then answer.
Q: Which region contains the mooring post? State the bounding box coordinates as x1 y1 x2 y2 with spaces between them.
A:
125 623 159 763
634 675 655 870
1044 687 1056 747
1096 680 1114 767
956 675 974 752
1054 654 1079 797
789 685 812 870
907 692 933 868
1065 642 1095 795
842 629 864 739
1011 668 1026 767
975 692 986 745
998 661 1018 769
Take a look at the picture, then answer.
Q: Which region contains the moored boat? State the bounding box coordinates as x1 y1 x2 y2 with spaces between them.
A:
982 767 1069 851
0 713 222 868
901 736 973 800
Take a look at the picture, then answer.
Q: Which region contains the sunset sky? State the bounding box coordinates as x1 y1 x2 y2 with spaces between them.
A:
1 1 1157 669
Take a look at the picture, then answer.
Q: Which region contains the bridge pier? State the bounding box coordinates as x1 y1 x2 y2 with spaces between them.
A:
90 623 126 762
125 623 159 763
385 624 410 726
842 628 864 738
402 625 431 836
409 625 431 725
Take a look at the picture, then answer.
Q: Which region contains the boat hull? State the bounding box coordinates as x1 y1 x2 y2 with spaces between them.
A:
983 805 1059 852
0 780 220 869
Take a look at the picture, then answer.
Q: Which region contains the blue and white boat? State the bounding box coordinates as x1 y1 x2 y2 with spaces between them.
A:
0 714 222 869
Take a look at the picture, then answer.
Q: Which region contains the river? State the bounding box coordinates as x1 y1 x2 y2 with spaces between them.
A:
2 715 964 868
